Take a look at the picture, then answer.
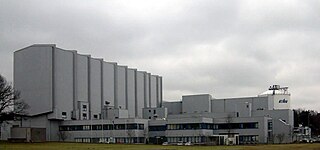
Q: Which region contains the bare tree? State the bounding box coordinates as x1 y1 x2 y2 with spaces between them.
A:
276 133 285 144
57 131 69 142
143 127 149 144
272 134 277 144
0 74 28 123
126 130 135 144
226 114 233 137
288 126 294 143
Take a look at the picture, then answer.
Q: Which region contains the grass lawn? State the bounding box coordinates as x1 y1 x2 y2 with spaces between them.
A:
1 142 320 150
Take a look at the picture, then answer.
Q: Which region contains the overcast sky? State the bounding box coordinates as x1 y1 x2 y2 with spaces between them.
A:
1 0 319 111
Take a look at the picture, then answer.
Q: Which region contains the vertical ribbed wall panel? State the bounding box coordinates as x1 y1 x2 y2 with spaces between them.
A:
127 69 136 118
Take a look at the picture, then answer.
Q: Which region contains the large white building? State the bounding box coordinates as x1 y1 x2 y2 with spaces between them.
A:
14 44 163 120
0 44 294 145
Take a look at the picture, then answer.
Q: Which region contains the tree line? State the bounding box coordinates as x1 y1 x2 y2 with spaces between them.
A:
294 109 320 136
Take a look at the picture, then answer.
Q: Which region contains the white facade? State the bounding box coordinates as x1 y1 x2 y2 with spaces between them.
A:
14 44 163 121
11 44 295 145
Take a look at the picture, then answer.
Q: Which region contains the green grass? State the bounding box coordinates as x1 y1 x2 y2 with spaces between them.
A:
1 142 320 150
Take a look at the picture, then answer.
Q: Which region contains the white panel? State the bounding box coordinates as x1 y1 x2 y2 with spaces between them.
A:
150 75 157 107
127 69 136 118
90 58 102 118
157 76 162 107
14 45 53 116
145 73 150 108
77 55 88 102
54 48 74 119
182 95 211 113
136 71 145 118
272 95 290 110
117 66 126 109
103 62 115 106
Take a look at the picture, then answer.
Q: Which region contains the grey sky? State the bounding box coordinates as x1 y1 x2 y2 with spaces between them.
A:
1 0 319 111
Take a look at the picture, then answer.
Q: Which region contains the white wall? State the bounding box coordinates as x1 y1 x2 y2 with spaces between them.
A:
76 55 89 103
271 95 290 110
127 69 136 118
54 48 74 120
103 62 115 107
14 45 53 116
144 73 150 108
182 94 211 113
157 76 162 107
136 71 145 118
117 66 127 109
89 58 102 119
150 75 157 107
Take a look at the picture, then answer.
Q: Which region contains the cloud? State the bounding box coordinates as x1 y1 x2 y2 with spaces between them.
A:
1 0 320 111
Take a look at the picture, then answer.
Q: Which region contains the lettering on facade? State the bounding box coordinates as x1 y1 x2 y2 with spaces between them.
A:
279 99 288 103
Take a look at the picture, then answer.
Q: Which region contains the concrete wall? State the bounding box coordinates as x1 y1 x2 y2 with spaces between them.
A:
270 95 291 110
116 66 127 110
144 73 150 108
150 75 157 107
14 45 54 116
127 69 136 118
157 77 162 107
212 97 269 114
182 94 211 114
77 54 89 103
143 107 167 119
136 71 145 118
89 58 102 119
163 101 182 115
211 99 225 113
53 48 74 120
103 62 115 107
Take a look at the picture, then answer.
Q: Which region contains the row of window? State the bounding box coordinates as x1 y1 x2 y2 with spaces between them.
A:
60 124 144 131
61 122 258 131
149 125 167 131
239 135 259 144
75 137 145 143
163 122 258 130
167 136 204 143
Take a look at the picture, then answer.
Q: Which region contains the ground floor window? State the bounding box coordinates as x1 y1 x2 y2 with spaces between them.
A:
167 136 203 143
239 135 259 144
74 137 144 144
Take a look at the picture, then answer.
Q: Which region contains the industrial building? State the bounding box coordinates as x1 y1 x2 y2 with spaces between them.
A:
0 44 294 145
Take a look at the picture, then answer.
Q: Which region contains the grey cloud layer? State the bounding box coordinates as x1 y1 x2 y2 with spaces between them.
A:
0 0 319 111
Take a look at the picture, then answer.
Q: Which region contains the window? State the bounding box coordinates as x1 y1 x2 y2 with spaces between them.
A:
153 110 156 114
82 105 87 111
92 125 102 130
148 110 151 113
127 124 138 130
83 113 87 120
62 112 67 119
93 114 98 119
213 122 258 130
149 117 151 119
83 125 91 130
149 125 166 131
268 121 273 130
